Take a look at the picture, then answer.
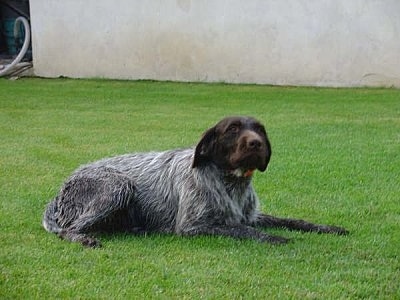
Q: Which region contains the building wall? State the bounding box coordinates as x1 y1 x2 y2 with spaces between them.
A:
30 0 400 87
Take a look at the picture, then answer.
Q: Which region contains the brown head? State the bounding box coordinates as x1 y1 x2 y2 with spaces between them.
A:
192 116 271 177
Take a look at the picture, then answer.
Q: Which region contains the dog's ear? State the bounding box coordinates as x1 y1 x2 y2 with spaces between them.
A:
192 127 217 168
258 128 272 172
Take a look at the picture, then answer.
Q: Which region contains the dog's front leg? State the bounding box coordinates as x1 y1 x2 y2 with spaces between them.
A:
180 224 289 244
255 213 349 235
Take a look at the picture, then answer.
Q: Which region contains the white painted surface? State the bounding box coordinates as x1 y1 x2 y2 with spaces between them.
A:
30 0 400 87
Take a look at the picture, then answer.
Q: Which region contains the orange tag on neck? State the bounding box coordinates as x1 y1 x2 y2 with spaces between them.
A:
243 169 255 177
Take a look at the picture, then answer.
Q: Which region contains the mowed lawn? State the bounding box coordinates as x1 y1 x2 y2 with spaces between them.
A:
0 78 399 299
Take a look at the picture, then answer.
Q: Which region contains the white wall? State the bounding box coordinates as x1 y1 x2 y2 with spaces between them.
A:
30 0 400 87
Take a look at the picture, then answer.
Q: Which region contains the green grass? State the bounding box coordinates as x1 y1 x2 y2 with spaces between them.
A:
0 78 399 299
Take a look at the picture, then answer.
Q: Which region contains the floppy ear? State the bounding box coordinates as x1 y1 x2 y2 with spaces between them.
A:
258 129 272 172
192 127 217 168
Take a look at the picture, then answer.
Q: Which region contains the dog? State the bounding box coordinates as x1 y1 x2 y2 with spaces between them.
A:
43 116 348 247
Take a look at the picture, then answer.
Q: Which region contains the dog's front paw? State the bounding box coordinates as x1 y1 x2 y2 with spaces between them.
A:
317 225 349 235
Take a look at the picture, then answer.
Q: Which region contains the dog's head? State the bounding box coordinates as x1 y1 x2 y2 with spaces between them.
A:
192 116 271 177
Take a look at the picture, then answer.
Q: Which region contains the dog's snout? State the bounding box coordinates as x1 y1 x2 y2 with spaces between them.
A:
238 130 265 152
248 138 262 150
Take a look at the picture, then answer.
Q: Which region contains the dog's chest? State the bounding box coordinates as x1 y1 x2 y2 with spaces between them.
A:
220 182 257 224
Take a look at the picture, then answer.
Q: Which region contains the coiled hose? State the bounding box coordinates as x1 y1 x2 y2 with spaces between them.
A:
0 16 32 77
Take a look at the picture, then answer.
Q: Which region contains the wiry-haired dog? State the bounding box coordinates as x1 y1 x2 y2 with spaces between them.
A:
43 116 348 247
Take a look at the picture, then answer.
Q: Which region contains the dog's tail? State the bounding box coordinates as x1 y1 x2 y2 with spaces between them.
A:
42 198 62 234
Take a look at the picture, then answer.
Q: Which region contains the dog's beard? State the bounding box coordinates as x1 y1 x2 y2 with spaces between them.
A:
228 151 266 178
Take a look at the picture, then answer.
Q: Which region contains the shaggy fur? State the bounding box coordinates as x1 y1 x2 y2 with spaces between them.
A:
43 116 348 247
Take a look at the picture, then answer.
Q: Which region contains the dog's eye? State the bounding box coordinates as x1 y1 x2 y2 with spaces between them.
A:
227 124 240 133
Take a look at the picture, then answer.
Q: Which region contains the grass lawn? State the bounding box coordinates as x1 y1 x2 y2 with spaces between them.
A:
0 78 399 299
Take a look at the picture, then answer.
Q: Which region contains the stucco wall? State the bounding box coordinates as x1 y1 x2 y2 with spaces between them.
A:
30 0 400 87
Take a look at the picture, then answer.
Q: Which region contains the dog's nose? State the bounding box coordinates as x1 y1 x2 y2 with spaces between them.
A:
248 138 262 150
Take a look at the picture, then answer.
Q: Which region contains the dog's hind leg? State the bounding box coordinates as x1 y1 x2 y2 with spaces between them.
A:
56 167 136 247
